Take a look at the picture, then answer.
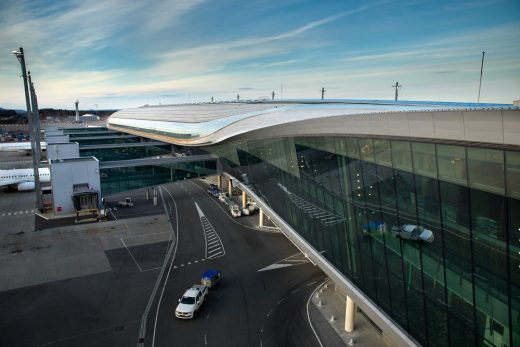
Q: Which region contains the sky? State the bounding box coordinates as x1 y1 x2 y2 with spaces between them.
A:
0 0 519 110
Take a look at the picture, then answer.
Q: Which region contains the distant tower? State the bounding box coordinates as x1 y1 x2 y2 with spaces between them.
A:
272 91 275 100
74 99 79 122
392 82 402 101
211 96 214 103
320 87 326 100
237 94 240 102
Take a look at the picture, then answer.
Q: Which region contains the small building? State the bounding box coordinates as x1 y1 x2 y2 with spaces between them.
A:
50 157 101 221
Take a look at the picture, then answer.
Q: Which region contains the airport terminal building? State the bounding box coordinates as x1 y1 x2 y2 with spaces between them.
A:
107 101 520 347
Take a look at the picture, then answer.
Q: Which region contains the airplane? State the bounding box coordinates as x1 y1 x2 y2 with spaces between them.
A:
0 167 50 191
0 141 47 154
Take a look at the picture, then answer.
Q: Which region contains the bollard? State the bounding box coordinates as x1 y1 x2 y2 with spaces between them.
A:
153 188 157 206
348 338 355 346
318 300 322 306
330 315 335 322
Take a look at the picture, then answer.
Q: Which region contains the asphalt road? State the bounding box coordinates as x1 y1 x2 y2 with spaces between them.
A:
145 180 325 347
0 179 326 347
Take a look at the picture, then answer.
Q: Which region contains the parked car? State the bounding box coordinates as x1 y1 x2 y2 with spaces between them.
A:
201 269 222 288
175 285 208 319
391 225 434 243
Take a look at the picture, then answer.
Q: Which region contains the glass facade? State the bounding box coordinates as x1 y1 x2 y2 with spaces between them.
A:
80 144 171 162
204 136 519 347
100 160 216 195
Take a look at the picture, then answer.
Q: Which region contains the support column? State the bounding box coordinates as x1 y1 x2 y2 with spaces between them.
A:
345 295 356 332
259 209 264 227
227 179 232 197
217 175 222 189
241 191 247 209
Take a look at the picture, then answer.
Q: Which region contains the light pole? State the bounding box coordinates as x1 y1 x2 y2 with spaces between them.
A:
477 51 485 104
13 48 43 212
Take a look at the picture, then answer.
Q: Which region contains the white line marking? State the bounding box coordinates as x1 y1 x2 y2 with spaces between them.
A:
150 185 180 347
306 279 327 347
277 297 285 305
266 309 272 317
306 281 317 287
120 238 143 272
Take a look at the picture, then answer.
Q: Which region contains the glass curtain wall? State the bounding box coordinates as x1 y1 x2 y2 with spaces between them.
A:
206 136 519 347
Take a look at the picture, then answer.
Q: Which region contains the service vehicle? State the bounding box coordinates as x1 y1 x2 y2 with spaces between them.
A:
229 204 241 217
201 269 222 288
391 224 434 243
175 285 208 319
207 184 218 195
117 197 134 207
218 192 227 203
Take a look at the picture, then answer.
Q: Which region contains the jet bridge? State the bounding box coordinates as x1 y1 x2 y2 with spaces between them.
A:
98 154 217 195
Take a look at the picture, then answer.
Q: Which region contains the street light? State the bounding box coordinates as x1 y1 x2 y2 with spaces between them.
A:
12 47 43 212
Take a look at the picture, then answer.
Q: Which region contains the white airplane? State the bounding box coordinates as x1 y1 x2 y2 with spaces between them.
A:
0 167 51 191
0 141 47 153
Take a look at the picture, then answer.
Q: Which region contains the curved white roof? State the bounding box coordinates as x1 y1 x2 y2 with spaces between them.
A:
107 100 520 147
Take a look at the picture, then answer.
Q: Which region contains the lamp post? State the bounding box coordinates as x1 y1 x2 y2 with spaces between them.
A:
13 48 43 212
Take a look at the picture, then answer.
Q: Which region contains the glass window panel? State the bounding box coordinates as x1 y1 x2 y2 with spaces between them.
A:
468 148 505 195
345 138 360 159
374 139 392 167
506 151 520 199
509 198 520 287
395 170 417 222
392 141 413 172
425 298 449 347
412 142 437 179
437 144 467 185
359 138 375 162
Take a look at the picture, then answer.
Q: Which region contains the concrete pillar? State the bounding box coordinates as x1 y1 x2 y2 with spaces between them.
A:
153 187 158 207
242 191 247 209
345 295 356 332
259 209 264 227
227 179 232 197
217 175 222 189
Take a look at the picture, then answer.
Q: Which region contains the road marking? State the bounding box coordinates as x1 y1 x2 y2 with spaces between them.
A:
306 279 327 347
204 333 208 345
195 202 225 259
306 281 317 287
257 252 310 272
277 297 285 305
149 185 180 347
120 238 143 272
266 309 272 317
291 288 301 294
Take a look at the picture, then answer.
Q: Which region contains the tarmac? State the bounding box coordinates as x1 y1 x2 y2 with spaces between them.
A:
3 178 393 347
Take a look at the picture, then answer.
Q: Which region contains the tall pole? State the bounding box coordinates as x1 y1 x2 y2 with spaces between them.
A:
477 51 485 104
28 72 42 157
321 87 326 100
13 48 43 212
392 82 402 101
28 71 43 212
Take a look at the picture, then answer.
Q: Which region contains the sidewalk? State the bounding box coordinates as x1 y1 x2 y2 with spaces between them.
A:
310 280 393 347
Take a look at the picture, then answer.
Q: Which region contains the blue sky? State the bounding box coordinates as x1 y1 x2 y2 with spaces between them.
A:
0 0 519 109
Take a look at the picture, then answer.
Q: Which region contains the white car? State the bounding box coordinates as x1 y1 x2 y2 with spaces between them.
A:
175 285 208 319
391 225 434 243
